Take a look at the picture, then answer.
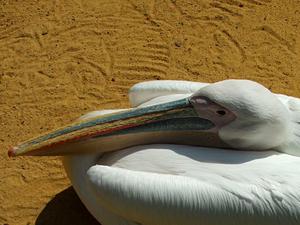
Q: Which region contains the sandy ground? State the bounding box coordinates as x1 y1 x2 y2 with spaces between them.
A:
1 0 300 224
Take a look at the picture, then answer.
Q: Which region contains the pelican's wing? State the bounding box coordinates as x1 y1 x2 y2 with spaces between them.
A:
87 165 217 225
129 80 209 107
87 146 300 225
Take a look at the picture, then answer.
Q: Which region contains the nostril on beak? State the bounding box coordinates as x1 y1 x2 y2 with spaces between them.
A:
216 110 226 116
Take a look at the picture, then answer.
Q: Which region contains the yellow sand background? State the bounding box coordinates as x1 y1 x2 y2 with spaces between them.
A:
1 0 300 224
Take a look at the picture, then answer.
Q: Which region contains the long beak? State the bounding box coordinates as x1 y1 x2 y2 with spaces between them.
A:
8 98 228 157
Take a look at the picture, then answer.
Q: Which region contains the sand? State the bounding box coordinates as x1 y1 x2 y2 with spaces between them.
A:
1 0 300 224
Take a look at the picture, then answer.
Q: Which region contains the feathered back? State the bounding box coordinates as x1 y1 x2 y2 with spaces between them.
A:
276 94 300 156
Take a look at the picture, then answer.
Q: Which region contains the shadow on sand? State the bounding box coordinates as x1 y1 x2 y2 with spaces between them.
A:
36 187 100 225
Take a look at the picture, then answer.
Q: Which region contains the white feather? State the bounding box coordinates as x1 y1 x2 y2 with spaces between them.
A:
275 93 300 155
129 80 208 107
64 80 300 225
93 145 300 225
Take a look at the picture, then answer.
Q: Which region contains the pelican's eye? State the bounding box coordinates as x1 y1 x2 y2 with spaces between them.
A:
216 110 226 116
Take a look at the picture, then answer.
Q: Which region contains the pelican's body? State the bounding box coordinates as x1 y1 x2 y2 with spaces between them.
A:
64 146 300 225
10 80 300 224
62 80 300 225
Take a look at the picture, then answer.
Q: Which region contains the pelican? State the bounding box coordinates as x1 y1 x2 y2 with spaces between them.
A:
9 80 300 225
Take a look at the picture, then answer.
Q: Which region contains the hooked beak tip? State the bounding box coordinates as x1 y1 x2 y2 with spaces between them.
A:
8 146 17 158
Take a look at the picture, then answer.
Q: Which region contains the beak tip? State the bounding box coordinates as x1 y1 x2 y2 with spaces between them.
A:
8 146 18 158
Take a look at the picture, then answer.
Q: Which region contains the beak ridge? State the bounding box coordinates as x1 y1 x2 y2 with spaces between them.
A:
9 98 226 157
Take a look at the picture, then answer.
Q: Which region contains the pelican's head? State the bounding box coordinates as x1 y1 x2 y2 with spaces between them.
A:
190 80 290 150
9 79 293 157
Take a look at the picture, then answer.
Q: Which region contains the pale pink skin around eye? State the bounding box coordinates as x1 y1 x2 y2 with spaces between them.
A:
189 96 236 132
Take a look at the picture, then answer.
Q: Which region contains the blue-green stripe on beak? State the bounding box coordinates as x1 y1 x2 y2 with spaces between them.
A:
9 98 219 157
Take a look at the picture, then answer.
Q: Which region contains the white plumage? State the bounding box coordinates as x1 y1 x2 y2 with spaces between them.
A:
63 80 300 225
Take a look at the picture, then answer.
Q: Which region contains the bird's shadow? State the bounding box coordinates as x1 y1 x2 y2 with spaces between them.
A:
35 187 100 225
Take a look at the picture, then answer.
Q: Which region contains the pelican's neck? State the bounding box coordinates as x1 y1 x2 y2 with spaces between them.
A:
63 155 101 220
276 111 300 156
63 155 99 193
274 94 300 156
218 112 291 151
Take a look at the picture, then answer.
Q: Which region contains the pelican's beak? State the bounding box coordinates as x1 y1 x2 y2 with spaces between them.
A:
9 98 227 157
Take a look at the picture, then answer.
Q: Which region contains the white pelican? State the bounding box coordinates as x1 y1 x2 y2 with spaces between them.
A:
9 80 300 225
